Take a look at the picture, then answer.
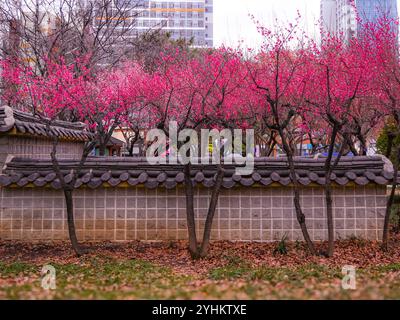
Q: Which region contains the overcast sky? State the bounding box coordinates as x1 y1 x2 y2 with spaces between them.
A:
213 0 400 48
214 0 320 48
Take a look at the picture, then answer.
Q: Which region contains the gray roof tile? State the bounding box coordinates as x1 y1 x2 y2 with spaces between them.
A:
0 105 92 141
0 156 396 190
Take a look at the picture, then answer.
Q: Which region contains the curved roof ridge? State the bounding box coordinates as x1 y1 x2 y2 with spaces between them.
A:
0 105 91 141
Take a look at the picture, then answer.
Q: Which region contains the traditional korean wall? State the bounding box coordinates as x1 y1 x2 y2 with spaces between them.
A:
0 185 387 241
0 136 84 166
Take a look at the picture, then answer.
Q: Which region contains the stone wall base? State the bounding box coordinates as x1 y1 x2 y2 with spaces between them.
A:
0 185 387 242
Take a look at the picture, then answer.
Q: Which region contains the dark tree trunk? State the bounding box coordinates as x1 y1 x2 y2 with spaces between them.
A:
325 182 335 256
324 175 335 257
308 133 318 155
48 124 86 257
397 206 400 233
64 189 85 256
48 120 96 257
259 132 277 157
385 132 395 158
348 142 359 156
323 125 340 258
299 135 304 156
51 139 95 257
287 154 317 255
199 164 225 258
267 106 316 254
382 146 400 251
358 135 368 156
324 165 335 257
360 146 367 156
279 131 316 255
267 140 277 157
128 145 134 157
184 163 199 259
128 139 136 157
98 127 118 157
99 144 106 156
128 133 140 157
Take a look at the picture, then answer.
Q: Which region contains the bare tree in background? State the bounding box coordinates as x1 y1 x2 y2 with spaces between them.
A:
0 0 183 151
0 0 159 75
129 30 194 72
0 0 165 255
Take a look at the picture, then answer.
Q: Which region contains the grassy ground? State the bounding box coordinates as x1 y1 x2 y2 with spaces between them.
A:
1 238 400 300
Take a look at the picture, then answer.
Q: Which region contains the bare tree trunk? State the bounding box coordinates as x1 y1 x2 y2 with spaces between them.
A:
288 155 317 255
64 189 85 256
266 114 316 254
199 164 225 258
267 140 277 157
346 136 359 156
382 146 400 251
280 131 316 255
324 129 349 257
325 161 335 258
121 128 139 157
322 124 342 257
385 132 395 158
128 137 138 157
397 206 400 233
325 181 335 256
98 125 119 157
359 140 367 156
299 135 304 156
49 129 95 257
51 149 86 257
99 144 107 156
184 163 199 259
128 143 134 157
324 152 337 255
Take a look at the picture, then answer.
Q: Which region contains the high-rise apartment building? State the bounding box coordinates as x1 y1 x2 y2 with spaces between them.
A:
320 0 337 35
356 0 398 36
118 0 214 47
320 0 357 41
336 0 357 40
320 0 398 42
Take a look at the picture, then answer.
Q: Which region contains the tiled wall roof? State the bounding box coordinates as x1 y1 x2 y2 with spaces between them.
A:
0 156 397 189
0 106 92 141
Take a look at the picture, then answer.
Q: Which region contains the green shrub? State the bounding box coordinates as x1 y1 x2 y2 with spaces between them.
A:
376 124 400 164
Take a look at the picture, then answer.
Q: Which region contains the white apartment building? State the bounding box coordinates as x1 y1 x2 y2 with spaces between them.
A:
102 0 214 47
320 0 356 42
320 0 337 34
321 0 398 42
335 0 357 40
